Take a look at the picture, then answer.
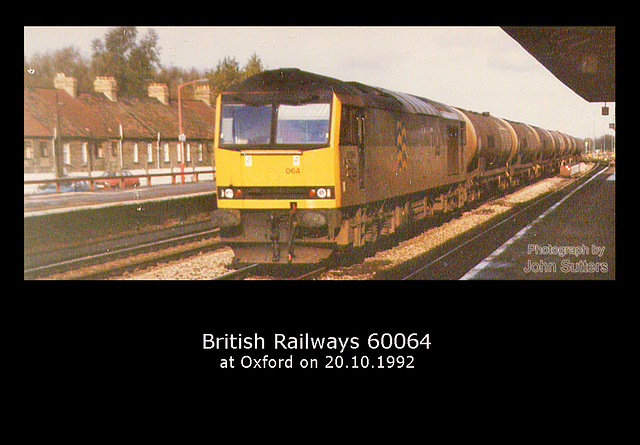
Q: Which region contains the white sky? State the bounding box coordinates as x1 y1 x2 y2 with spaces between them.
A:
24 26 615 139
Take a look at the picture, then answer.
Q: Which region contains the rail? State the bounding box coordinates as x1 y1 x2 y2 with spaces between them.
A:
25 225 221 279
212 263 262 280
24 169 215 193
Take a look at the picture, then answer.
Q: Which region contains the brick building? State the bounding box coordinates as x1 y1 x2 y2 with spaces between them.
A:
24 73 216 193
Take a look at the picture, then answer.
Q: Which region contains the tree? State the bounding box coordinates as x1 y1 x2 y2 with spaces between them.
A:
242 53 264 81
206 54 264 100
25 46 91 91
155 66 209 101
208 56 241 99
596 134 615 153
91 27 161 96
25 27 264 102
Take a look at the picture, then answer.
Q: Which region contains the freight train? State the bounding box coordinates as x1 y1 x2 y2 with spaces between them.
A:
211 69 582 264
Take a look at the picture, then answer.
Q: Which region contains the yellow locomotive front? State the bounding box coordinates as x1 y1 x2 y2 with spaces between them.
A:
212 70 344 263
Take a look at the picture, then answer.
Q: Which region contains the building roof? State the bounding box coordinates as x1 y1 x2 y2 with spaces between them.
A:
24 108 52 138
178 100 217 140
501 26 615 103
24 86 216 141
77 92 156 140
117 96 180 138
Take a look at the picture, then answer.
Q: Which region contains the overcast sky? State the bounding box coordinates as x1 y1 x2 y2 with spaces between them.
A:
24 26 615 138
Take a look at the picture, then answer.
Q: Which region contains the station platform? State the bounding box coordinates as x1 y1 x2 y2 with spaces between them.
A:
24 181 216 216
461 166 615 280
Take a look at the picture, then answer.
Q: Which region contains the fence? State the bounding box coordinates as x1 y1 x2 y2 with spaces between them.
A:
24 169 215 194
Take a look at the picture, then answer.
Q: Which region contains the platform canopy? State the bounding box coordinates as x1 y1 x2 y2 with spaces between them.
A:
501 26 615 103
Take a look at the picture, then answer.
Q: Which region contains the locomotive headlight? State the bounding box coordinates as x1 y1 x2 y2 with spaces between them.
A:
308 187 332 198
224 188 234 199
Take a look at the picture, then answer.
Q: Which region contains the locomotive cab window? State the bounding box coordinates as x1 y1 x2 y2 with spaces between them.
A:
340 106 364 146
276 103 330 145
219 94 331 150
340 106 366 189
220 104 272 146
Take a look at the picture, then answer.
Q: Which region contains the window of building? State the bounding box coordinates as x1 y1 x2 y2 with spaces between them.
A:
96 143 104 159
133 142 139 163
63 143 71 165
40 140 49 157
24 141 33 159
163 143 170 163
82 142 88 165
147 143 153 163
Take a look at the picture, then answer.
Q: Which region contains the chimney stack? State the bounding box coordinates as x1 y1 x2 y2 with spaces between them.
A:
148 83 169 105
94 76 117 102
194 84 212 106
54 72 77 98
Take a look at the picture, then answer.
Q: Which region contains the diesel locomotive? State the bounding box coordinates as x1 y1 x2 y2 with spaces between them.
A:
211 69 582 264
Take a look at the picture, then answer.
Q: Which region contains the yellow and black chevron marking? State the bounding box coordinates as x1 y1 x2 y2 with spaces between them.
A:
396 120 408 171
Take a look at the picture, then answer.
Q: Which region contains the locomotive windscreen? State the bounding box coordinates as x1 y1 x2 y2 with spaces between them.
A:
219 95 331 149
276 103 330 144
220 104 272 146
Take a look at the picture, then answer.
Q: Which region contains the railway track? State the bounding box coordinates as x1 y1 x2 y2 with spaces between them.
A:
24 224 221 279
118 170 594 281
377 163 606 280
212 263 263 280
25 217 325 280
26 165 604 280
212 263 327 280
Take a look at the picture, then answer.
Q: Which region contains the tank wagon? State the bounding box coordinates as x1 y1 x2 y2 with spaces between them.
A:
211 69 582 264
